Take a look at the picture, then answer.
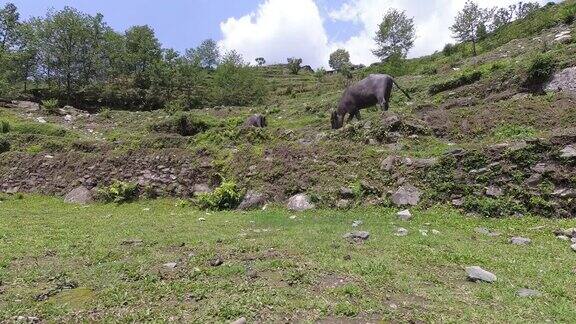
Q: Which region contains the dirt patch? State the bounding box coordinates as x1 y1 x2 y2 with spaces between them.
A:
315 274 355 291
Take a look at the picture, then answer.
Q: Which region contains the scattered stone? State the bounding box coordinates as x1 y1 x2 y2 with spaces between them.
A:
36 117 47 124
289 215 297 220
419 229 428 236
287 193 315 211
198 218 206 222
395 228 408 237
547 66 576 94
397 209 412 221
230 317 247 324
557 235 570 241
352 220 363 228
63 186 93 204
554 228 576 237
466 266 497 283
238 191 266 210
451 197 465 207
560 145 576 158
510 237 531 245
64 114 73 122
339 187 355 199
431 229 440 235
391 184 422 206
485 186 503 197
517 288 542 298
571 244 576 252
121 239 143 246
380 155 397 172
336 199 351 209
13 316 40 323
524 173 542 187
163 262 178 269
343 231 370 241
475 227 501 237
210 258 224 267
192 183 211 196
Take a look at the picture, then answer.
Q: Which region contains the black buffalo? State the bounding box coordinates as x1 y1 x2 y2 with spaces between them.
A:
331 74 411 129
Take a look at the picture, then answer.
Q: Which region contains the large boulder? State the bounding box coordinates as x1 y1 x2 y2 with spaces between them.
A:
391 185 422 206
546 66 576 94
287 193 315 211
64 186 93 204
238 191 266 210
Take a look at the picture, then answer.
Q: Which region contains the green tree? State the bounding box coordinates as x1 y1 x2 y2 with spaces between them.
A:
450 1 490 56
214 50 266 106
372 9 415 61
491 7 514 31
329 49 351 71
195 39 220 69
514 2 540 19
287 57 302 74
255 57 266 66
0 3 20 51
124 25 162 80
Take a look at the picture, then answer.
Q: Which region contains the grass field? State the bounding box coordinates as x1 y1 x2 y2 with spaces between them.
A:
1 196 575 322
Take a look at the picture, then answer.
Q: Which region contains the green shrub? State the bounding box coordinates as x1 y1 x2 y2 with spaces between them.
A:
0 136 9 153
151 113 212 137
492 125 537 141
41 99 59 115
419 65 438 75
99 107 112 119
428 71 482 95
0 120 10 133
524 53 556 87
443 43 457 56
463 197 526 217
97 181 139 203
195 180 242 210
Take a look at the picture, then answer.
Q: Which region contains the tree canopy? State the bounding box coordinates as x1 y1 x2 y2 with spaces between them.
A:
372 9 415 61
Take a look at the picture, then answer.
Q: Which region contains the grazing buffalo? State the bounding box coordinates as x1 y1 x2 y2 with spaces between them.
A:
244 114 267 128
331 74 411 129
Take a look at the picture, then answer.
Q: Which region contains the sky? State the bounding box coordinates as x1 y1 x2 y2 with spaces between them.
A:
5 0 559 68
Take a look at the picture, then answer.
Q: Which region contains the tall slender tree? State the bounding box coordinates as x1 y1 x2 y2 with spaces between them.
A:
372 9 415 61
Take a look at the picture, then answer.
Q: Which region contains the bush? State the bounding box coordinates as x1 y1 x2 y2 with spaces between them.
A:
443 43 457 56
97 181 138 203
0 136 9 153
41 99 59 115
524 53 556 87
213 57 267 106
0 120 10 133
287 57 303 75
428 71 482 95
151 113 212 137
419 65 438 75
195 180 242 210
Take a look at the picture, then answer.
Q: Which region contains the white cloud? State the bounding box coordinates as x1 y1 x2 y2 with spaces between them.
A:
219 0 558 68
219 0 330 68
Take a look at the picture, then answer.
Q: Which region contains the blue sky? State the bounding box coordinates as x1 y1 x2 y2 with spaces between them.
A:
5 0 558 67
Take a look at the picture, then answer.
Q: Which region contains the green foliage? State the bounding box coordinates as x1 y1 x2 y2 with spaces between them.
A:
329 49 351 71
150 112 213 137
443 43 457 56
214 51 267 106
0 119 10 133
419 64 438 75
428 70 482 95
492 124 537 141
463 196 526 217
195 180 242 211
524 53 556 86
287 57 302 75
41 98 59 114
99 107 112 119
373 9 415 60
450 1 491 56
0 135 9 153
97 181 139 203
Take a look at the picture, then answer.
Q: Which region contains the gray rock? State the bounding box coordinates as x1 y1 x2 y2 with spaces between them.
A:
485 186 503 197
210 258 224 267
343 231 370 241
510 236 531 245
466 266 497 283
391 184 422 206
230 317 247 324
475 227 501 237
517 288 542 298
571 243 576 252
238 191 266 210
339 187 355 199
394 227 408 237
14 100 40 111
560 145 576 158
163 262 178 269
352 220 363 228
381 155 397 172
452 197 465 207
13 316 40 323
193 183 211 196
546 66 576 94
336 199 351 209
524 174 542 187
64 186 93 204
287 193 315 211
397 209 412 221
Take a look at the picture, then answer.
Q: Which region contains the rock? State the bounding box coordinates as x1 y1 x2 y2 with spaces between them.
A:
343 231 370 241
452 197 465 207
13 100 40 111
336 199 351 209
121 238 143 246
352 220 363 228
510 236 531 245
397 209 412 221
36 117 47 124
485 186 503 197
163 262 178 269
391 184 422 206
64 114 73 122
475 227 501 237
431 229 440 235
554 228 576 237
230 317 247 324
192 183 211 196
238 191 266 210
517 288 542 298
395 227 408 237
287 193 315 211
466 266 497 283
554 34 572 44
380 155 398 172
64 186 93 204
419 229 428 236
560 145 576 158
412 158 438 168
210 258 223 267
382 114 402 131
571 244 576 252
198 217 206 222
524 173 542 187
13 316 40 323
557 235 570 241
546 66 576 94
339 187 355 199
